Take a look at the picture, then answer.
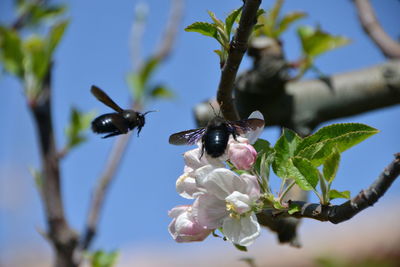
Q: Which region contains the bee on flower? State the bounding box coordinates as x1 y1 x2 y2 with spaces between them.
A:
169 111 265 246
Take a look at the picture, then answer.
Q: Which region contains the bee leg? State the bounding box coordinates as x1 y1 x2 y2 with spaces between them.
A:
199 141 206 159
231 128 238 141
199 146 205 159
199 136 206 159
102 131 121 138
137 126 142 137
232 133 238 141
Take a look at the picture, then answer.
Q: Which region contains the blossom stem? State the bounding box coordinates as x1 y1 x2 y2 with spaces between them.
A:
278 180 296 203
251 169 268 194
313 189 324 203
318 172 329 205
278 178 287 197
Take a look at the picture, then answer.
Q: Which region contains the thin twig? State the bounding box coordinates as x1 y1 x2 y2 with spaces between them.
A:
217 0 262 121
353 0 400 59
79 0 184 252
154 0 184 61
280 153 400 223
130 2 149 71
80 132 131 250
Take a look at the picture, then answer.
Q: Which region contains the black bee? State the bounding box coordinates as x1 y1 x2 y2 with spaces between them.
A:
91 85 154 138
169 114 264 158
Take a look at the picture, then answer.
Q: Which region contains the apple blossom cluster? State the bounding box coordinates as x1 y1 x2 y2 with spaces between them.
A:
168 112 265 247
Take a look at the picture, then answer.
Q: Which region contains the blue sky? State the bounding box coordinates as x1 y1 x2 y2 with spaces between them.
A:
1 0 399 260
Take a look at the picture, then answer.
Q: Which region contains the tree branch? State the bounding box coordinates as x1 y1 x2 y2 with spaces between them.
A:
30 68 78 267
196 61 400 135
217 0 262 121
353 0 400 59
280 153 400 223
80 132 131 250
79 0 183 252
235 60 400 136
257 153 400 246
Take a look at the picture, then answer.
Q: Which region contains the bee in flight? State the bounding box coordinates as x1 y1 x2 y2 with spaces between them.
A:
169 112 264 158
90 85 155 138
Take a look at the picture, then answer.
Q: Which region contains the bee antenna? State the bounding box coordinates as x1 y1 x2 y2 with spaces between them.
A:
208 102 219 117
218 101 223 117
143 110 158 116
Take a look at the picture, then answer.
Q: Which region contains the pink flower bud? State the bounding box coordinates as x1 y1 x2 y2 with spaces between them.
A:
168 205 212 243
228 141 257 170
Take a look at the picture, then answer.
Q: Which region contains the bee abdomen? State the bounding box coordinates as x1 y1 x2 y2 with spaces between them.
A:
204 128 230 158
91 114 118 133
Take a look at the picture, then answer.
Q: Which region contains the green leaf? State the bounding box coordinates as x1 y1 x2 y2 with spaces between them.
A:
269 0 284 29
148 85 174 99
139 57 160 87
253 24 264 32
207 10 224 28
65 107 96 149
272 129 302 178
288 203 301 215
29 166 43 190
253 138 272 153
234 243 248 252
239 258 256 267
30 5 67 26
17 2 67 27
213 49 225 63
297 26 351 57
276 11 307 36
328 189 350 201
23 35 48 82
288 157 319 191
185 22 218 38
126 72 142 100
0 26 24 77
256 8 266 18
91 250 119 267
296 123 378 166
258 0 283 37
323 147 341 183
225 8 242 37
47 19 69 55
253 139 275 181
131 57 161 101
272 199 286 210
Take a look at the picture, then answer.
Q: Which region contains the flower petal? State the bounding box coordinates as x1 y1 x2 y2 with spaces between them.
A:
228 142 257 170
168 205 212 243
245 111 265 144
192 194 227 229
199 168 248 200
176 173 204 199
240 173 261 201
225 191 252 214
194 165 218 186
204 152 229 165
184 147 225 170
184 148 206 170
168 205 191 218
222 213 260 246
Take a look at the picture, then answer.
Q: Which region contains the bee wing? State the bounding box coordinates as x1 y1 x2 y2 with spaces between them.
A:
229 118 265 143
169 128 206 145
91 85 124 113
108 114 129 134
230 118 264 134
